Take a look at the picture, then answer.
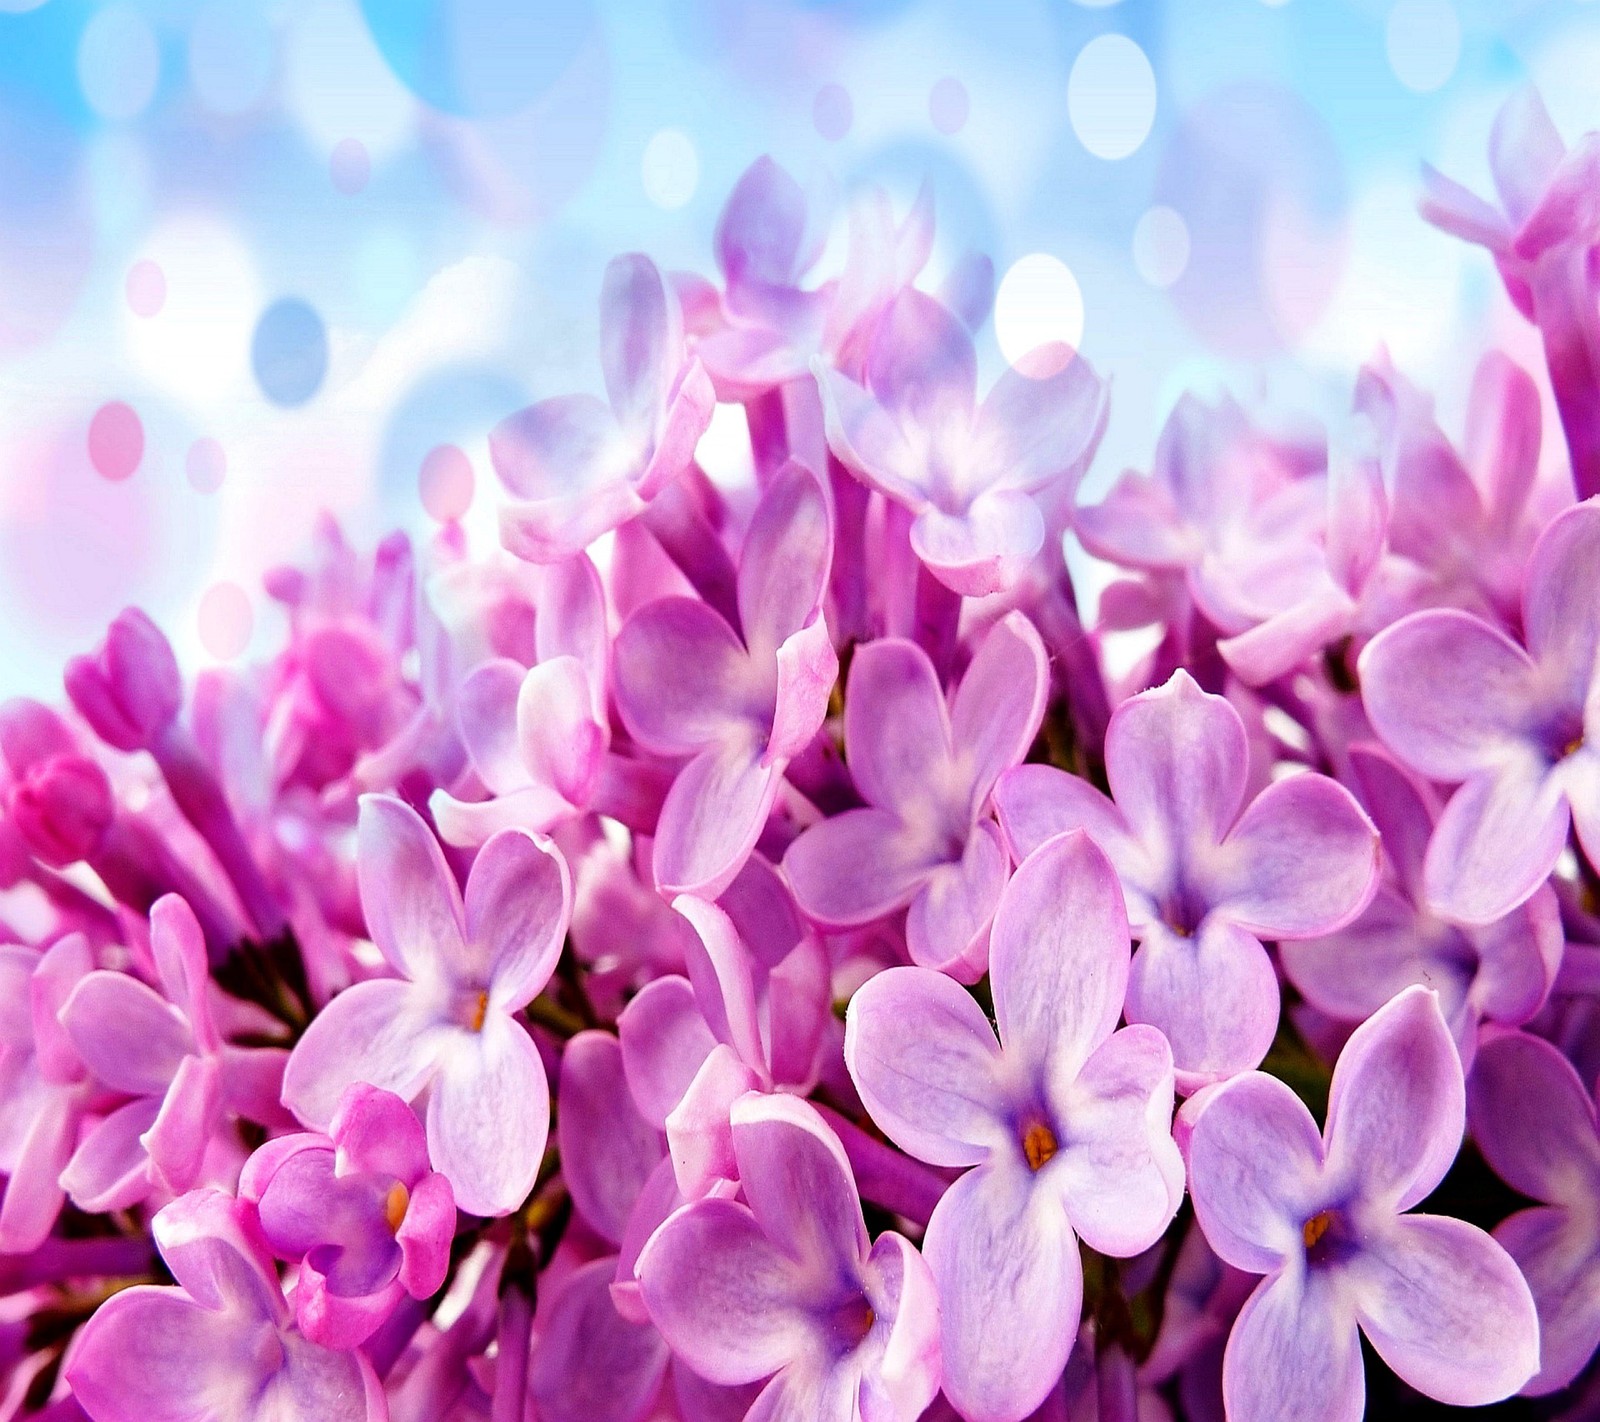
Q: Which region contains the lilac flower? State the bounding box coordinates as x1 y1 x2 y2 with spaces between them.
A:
1421 87 1600 499
1182 986 1539 1422
66 1189 387 1422
1360 498 1600 925
58 896 235 1212
846 831 1183 1422
492 254 716 563
996 670 1379 1089
636 1092 941 1422
613 460 836 898
282 793 570 1216
783 611 1047 980
0 933 93 1252
1469 1030 1600 1395
1280 745 1562 1067
816 287 1108 595
240 1084 454 1349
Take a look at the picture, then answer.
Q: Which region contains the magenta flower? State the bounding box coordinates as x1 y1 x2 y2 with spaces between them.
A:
282 793 570 1216
239 1084 454 1349
0 933 93 1252
996 670 1379 1089
1182 986 1539 1422
1469 1030 1600 1395
613 460 837 898
58 895 231 1212
66 1189 387 1422
637 1092 941 1422
783 611 1047 980
1280 745 1562 1067
845 831 1183 1422
1360 498 1600 925
492 253 716 563
816 287 1108 595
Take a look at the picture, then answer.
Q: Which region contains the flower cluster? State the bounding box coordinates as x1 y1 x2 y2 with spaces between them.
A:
1 88 1598 1422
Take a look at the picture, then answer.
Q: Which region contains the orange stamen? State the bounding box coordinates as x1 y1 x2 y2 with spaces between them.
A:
384 1182 410 1232
1022 1122 1058 1172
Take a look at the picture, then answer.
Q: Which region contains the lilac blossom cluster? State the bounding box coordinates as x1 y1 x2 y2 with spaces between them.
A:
1 88 1599 1422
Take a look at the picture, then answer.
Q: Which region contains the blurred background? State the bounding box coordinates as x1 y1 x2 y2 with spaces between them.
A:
0 0 1595 694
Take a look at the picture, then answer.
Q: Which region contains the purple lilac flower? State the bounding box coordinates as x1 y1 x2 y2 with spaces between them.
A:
1280 745 1562 1066
1468 1029 1600 1395
1182 986 1539 1421
783 611 1047 980
846 831 1183 1421
492 254 716 563
996 669 1379 1089
282 793 570 1216
816 287 1108 595
66 1188 388 1422
1360 497 1600 925
613 459 837 897
636 1092 941 1422
239 1084 454 1349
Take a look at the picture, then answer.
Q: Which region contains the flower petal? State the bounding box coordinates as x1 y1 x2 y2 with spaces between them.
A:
559 1032 665 1247
1492 1205 1600 1394
613 598 751 755
356 794 468 984
949 612 1049 807
922 1162 1080 1422
909 491 1046 597
845 964 1007 1168
1358 609 1542 782
992 764 1143 881
737 462 832 661
972 350 1108 496
425 1012 548 1217
990 831 1131 1091
516 656 606 806
905 818 1009 982
1521 495 1600 701
783 808 939 928
1050 1024 1183 1257
60 1096 161 1213
1183 1071 1325 1274
637 1196 806 1386
1222 1271 1365 1422
1422 758 1569 926
1104 670 1247 863
1350 1213 1539 1405
842 637 951 813
1209 773 1379 939
1467 1030 1600 1205
1126 917 1280 1090
617 974 718 1131
282 978 445 1131
600 254 676 433
1324 986 1463 1212
60 971 190 1096
652 740 779 900
489 392 635 504
455 658 527 795
530 1256 671 1422
465 826 571 1010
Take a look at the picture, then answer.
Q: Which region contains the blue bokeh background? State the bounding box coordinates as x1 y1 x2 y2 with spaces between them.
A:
0 0 1594 691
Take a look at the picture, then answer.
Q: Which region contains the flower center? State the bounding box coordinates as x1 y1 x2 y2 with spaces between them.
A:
1022 1121 1058 1172
1302 1210 1333 1250
468 990 488 1033
826 1294 876 1352
384 1181 410 1232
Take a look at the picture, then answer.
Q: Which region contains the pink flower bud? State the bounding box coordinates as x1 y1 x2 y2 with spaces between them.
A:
7 754 114 866
65 608 182 753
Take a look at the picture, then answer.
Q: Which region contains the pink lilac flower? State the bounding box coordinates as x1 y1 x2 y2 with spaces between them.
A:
636 1092 941 1422
282 793 570 1216
996 670 1379 1089
239 1084 454 1349
845 831 1183 1422
1182 986 1539 1422
1360 497 1600 925
783 610 1048 980
492 254 717 563
1280 745 1562 1066
1468 1029 1600 1396
816 287 1108 595
67 1188 388 1422
612 459 837 897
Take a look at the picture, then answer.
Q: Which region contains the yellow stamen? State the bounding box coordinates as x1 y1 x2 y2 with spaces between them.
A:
1564 736 1585 759
1022 1122 1058 1172
384 1182 410 1232
469 990 489 1033
1302 1210 1332 1249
